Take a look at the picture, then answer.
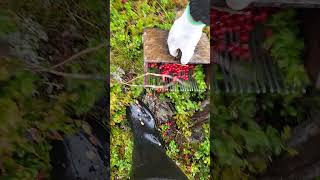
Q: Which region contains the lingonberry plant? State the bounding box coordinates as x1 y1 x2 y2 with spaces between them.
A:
264 9 309 88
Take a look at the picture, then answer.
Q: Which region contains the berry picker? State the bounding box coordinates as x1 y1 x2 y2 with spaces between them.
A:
142 28 210 92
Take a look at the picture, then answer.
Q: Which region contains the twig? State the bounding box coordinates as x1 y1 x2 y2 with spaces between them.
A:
20 143 49 163
156 0 169 18
50 43 107 69
126 72 183 85
44 69 105 80
114 72 185 89
190 118 209 128
72 12 100 30
122 81 180 89
29 63 105 80
212 6 244 14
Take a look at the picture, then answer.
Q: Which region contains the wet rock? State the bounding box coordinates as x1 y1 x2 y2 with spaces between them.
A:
190 126 205 143
6 17 48 65
189 99 210 143
142 93 174 124
110 66 125 82
191 99 210 126
50 131 108 180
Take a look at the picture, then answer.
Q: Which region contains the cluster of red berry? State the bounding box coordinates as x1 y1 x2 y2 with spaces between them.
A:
211 8 272 60
162 121 174 137
148 63 195 81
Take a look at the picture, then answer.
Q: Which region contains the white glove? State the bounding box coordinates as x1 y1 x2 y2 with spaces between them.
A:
167 4 205 65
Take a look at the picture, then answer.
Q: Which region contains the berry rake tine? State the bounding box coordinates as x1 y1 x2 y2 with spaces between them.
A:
180 71 186 92
256 25 275 93
226 32 238 93
187 71 193 91
213 65 221 94
268 52 282 93
248 31 261 94
188 71 193 91
262 53 274 93
252 28 267 93
256 27 275 93
259 42 274 93
218 54 230 93
231 31 244 94
191 72 196 92
250 33 262 93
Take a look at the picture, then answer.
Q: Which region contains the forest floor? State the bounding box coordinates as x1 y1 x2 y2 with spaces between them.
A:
110 0 210 179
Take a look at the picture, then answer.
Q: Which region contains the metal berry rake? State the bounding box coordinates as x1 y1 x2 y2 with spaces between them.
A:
212 28 307 94
142 28 210 92
211 9 308 94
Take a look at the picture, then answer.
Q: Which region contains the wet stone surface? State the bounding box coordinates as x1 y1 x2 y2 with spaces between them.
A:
142 93 175 124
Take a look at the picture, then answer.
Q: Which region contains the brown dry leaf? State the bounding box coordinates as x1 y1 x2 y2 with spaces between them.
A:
48 130 63 141
89 135 99 146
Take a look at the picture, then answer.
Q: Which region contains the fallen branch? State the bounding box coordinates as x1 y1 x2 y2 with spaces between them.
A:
126 72 184 84
119 72 184 89
44 69 105 80
28 63 105 80
50 43 107 69
122 81 180 89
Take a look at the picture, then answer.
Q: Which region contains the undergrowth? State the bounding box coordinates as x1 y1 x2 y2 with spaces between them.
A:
265 9 309 88
159 65 210 179
110 1 210 179
0 0 107 179
211 9 315 179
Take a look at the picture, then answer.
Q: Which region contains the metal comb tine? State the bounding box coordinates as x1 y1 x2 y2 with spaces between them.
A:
188 70 194 91
253 28 267 93
249 30 261 94
256 25 275 93
213 66 220 94
231 31 242 93
227 32 237 93
254 29 267 93
182 70 188 91
269 54 282 93
262 53 274 93
191 73 196 91
186 71 191 92
218 54 230 93
233 30 245 94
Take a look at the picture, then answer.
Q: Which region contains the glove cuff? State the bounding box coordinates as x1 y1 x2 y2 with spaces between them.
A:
185 3 206 26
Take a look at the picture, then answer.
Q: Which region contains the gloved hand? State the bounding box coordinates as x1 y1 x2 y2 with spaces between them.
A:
167 4 205 65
